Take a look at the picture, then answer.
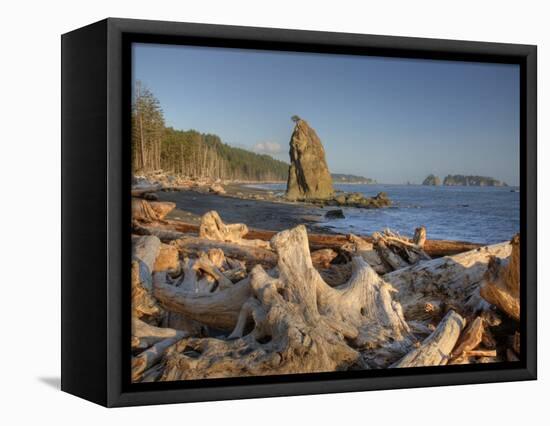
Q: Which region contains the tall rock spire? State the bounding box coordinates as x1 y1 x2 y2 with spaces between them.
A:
286 118 334 200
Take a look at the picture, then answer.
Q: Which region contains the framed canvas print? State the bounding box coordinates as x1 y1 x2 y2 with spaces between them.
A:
61 18 537 407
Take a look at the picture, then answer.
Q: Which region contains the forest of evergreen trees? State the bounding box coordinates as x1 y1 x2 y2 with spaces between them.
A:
132 81 289 181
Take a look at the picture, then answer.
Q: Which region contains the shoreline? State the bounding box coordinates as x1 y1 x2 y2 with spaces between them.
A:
157 184 336 234
135 174 517 244
153 185 490 251
154 182 514 245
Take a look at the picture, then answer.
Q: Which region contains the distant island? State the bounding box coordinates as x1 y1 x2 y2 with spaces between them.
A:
422 174 441 186
331 173 377 184
443 175 508 187
422 174 507 187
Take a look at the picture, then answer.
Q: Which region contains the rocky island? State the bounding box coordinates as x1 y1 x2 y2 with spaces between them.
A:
422 174 507 187
443 175 508 187
422 174 441 186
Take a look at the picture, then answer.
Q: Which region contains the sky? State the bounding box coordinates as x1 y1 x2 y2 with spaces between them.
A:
133 43 520 185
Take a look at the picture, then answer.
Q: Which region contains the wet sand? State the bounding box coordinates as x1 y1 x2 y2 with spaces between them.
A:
156 185 337 233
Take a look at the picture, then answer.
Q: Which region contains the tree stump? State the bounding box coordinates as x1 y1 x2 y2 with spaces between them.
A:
158 225 413 380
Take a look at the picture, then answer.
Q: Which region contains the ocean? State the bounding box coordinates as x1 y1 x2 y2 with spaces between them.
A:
247 183 520 244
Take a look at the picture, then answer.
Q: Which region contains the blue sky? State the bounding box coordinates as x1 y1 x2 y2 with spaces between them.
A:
133 43 520 185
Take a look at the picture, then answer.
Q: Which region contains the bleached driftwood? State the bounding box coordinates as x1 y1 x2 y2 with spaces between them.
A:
132 331 187 382
129 198 515 378
132 235 161 276
173 235 278 270
132 317 185 349
132 260 161 320
132 199 158 223
449 316 485 363
153 243 180 273
193 252 234 290
413 226 427 249
466 349 497 358
158 225 413 381
164 218 483 257
372 228 430 271
132 199 176 222
223 266 247 283
384 241 512 321
205 248 226 268
310 246 354 287
209 183 226 195
480 234 520 321
154 275 252 331
391 310 465 368
310 248 338 268
131 183 163 197
133 222 187 242
373 232 409 271
341 234 388 274
318 263 352 287
199 211 270 249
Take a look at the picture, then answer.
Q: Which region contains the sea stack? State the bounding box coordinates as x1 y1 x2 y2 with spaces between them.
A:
422 174 441 186
286 117 334 200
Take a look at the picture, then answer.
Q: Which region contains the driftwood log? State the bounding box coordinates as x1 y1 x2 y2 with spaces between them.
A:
133 222 186 242
132 320 187 382
391 310 465 368
450 316 485 360
132 199 176 222
154 275 251 331
132 317 185 350
199 211 270 249
384 241 512 321
413 226 427 248
131 260 161 321
341 234 388 274
480 234 520 321
373 227 430 271
153 244 180 273
373 232 409 271
447 315 499 364
131 183 163 197
132 235 161 276
161 219 482 257
173 236 278 270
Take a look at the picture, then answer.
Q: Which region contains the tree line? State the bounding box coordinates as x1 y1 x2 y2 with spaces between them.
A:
132 81 289 181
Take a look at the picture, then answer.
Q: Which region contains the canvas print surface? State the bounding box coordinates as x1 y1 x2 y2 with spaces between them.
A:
130 43 521 383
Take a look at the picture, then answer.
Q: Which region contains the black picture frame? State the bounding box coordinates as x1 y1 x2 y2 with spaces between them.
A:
61 17 537 407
